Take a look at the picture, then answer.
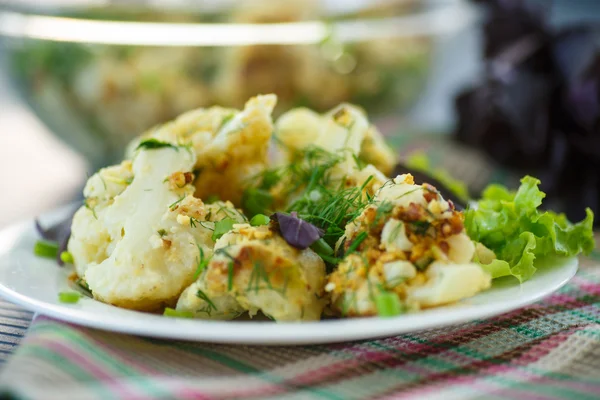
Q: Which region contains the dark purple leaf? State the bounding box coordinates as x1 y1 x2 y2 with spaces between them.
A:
454 1 600 226
35 207 77 266
272 212 323 250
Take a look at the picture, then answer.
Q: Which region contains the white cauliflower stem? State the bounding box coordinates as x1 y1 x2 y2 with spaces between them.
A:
69 146 245 310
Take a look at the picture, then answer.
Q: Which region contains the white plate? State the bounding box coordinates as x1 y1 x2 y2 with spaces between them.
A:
0 206 578 345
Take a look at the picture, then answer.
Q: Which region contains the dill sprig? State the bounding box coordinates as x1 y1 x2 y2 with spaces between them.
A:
196 290 217 315
242 146 343 217
243 146 376 268
290 175 374 250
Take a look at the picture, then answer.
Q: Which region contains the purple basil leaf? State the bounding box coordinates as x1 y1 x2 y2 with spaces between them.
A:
272 212 323 250
35 207 77 266
552 27 596 84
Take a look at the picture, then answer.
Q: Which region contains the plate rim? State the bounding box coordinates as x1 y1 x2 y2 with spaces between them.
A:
0 208 579 345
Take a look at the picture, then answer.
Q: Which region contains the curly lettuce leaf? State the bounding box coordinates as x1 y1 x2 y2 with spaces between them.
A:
466 176 595 282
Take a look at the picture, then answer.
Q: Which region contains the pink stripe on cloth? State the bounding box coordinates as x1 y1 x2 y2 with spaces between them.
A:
571 278 600 296
170 387 214 400
389 327 586 400
28 336 144 399
32 315 161 376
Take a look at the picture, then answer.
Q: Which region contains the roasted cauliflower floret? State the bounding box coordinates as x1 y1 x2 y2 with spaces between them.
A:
327 174 491 316
69 160 134 278
176 224 327 321
128 94 277 205
275 103 396 176
68 145 246 311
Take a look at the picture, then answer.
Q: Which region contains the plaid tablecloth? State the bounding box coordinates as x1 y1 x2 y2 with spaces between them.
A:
0 138 599 399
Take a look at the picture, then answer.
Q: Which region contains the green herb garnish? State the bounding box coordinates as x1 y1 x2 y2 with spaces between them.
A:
227 261 234 291
163 307 194 318
169 195 186 210
193 246 210 280
212 218 235 241
136 139 179 151
58 291 81 304
196 290 217 314
242 188 273 218
374 292 404 317
60 251 74 264
218 113 235 131
34 240 59 259
310 238 334 257
250 214 271 226
346 231 368 255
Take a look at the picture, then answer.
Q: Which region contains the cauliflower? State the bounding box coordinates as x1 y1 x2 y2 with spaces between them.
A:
251 103 393 216
275 103 396 176
128 94 277 205
68 145 246 311
176 224 327 321
327 174 491 316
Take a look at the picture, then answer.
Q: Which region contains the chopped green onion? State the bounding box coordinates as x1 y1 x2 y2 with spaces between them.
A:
310 238 334 256
375 292 404 317
346 232 368 255
58 291 81 304
319 254 341 264
250 214 271 226
34 240 59 259
60 251 74 264
163 307 194 318
212 218 235 241
241 188 273 217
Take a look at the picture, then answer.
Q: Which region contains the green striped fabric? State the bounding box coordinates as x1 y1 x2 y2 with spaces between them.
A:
0 251 598 400
0 136 598 399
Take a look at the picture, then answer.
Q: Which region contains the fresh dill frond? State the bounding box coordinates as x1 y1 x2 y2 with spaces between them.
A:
242 146 377 268
84 199 98 220
215 248 237 291
218 113 235 131
372 200 393 227
193 245 211 280
169 195 186 210
190 217 214 231
196 290 217 313
290 176 373 250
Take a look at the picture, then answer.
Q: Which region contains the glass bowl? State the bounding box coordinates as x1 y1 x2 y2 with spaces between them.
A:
0 0 476 168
